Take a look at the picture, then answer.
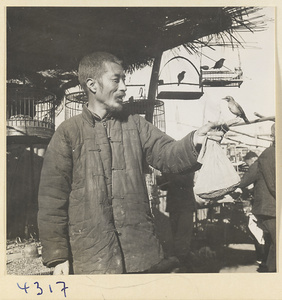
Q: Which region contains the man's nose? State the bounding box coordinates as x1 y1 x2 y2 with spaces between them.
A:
119 79 127 91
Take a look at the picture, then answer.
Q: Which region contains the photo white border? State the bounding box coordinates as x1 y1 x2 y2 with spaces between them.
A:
1 1 281 299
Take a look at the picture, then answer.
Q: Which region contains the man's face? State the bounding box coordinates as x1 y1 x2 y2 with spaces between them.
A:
94 61 127 113
245 157 256 167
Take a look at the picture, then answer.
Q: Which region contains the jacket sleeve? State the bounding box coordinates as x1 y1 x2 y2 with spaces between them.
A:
37 125 73 267
258 146 276 198
238 161 258 189
133 115 200 173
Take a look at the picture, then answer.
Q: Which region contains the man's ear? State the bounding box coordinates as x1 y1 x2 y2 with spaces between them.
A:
86 78 97 93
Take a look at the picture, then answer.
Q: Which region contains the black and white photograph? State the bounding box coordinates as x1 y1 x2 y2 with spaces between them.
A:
2 3 281 300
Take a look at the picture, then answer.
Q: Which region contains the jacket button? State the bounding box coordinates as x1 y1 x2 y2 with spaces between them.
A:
118 232 122 236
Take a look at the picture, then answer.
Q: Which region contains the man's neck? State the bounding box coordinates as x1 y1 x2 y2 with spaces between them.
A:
87 102 107 119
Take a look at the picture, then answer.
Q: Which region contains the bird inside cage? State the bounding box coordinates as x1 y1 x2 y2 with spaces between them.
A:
211 58 225 70
177 71 186 85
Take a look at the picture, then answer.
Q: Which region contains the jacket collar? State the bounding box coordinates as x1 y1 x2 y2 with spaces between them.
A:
82 104 112 126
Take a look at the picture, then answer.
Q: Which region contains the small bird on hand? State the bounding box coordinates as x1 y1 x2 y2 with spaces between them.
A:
212 58 225 69
177 71 186 85
223 96 250 124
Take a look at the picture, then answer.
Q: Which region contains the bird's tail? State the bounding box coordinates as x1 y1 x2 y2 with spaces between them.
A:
242 115 250 124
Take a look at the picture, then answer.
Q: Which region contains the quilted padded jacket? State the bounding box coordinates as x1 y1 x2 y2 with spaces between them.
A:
38 105 199 274
253 145 276 217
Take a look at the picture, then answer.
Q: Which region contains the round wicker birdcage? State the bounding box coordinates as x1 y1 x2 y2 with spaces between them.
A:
6 87 56 141
65 91 88 119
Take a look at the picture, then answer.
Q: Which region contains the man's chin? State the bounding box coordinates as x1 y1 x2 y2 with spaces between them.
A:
108 104 123 113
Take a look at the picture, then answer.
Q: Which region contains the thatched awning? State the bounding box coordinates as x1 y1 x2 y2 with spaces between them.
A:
6 7 268 101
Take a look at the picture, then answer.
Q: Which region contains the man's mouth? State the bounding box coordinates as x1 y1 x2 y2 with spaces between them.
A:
116 94 126 103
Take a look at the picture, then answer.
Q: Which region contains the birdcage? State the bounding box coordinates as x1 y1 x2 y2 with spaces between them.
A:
123 99 166 132
199 45 244 88
157 56 204 100
6 87 56 142
200 68 243 88
6 87 56 238
65 91 87 119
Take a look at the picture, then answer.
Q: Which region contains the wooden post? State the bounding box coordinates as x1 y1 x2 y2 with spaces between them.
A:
145 52 163 123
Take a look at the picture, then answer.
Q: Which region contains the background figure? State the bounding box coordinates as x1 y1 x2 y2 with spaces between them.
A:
235 151 266 264
157 172 196 271
253 123 276 272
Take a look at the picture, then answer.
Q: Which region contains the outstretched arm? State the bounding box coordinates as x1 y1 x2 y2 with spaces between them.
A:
135 116 226 174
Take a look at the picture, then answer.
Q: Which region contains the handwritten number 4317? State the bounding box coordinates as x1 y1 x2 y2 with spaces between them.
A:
17 281 68 297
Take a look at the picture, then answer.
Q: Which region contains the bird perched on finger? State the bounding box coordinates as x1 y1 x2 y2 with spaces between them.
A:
177 71 186 85
212 58 225 69
223 96 250 124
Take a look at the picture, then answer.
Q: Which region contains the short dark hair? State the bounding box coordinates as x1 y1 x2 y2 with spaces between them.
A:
78 52 122 92
243 151 258 161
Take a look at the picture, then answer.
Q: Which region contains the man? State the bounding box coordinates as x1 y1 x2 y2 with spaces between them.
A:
235 151 265 264
156 172 196 272
237 151 259 203
253 123 276 272
38 52 224 274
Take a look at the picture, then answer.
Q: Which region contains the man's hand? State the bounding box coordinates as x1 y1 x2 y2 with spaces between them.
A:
193 122 228 146
53 260 69 275
217 194 235 204
234 187 242 193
